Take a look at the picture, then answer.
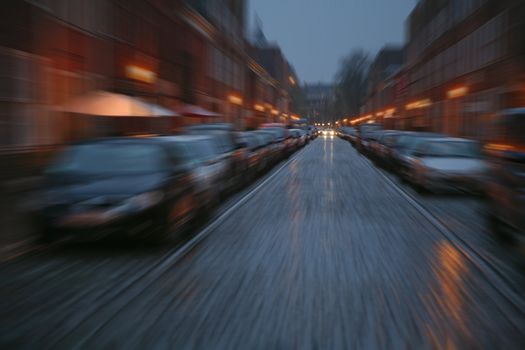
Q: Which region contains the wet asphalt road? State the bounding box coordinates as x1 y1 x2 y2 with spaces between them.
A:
1 137 524 349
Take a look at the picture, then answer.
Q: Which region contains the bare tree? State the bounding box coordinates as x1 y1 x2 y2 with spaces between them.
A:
333 50 371 118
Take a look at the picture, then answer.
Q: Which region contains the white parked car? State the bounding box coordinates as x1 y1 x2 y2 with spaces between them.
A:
408 138 488 194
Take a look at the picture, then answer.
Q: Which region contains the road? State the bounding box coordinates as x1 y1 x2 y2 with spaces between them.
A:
1 137 524 349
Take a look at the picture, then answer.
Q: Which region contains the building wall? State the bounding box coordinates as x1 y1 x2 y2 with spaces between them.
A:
361 0 525 138
0 0 297 148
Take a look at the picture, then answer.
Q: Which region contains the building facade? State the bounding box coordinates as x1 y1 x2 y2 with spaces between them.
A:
357 0 525 138
0 0 299 149
304 83 335 125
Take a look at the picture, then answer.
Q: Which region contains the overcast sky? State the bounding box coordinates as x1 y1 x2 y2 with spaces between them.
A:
248 0 415 84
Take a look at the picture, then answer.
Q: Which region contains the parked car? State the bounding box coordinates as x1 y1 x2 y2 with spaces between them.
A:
369 130 404 164
306 126 317 140
236 132 266 180
356 123 383 153
484 108 525 241
259 124 292 157
32 138 197 243
406 137 487 194
157 135 227 211
254 129 280 167
289 129 307 148
340 127 357 144
187 124 245 192
390 132 444 177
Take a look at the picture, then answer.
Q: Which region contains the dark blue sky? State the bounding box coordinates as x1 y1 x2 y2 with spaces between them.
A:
249 0 415 84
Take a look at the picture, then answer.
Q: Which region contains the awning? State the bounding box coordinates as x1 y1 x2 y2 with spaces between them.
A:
57 91 180 117
175 105 221 118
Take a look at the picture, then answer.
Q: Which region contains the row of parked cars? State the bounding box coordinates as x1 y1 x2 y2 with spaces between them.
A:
338 108 525 244
31 123 317 243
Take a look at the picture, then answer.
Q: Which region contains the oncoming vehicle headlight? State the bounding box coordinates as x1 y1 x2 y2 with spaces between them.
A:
330 130 335 136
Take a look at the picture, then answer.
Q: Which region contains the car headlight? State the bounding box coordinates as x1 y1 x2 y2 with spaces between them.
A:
110 191 164 215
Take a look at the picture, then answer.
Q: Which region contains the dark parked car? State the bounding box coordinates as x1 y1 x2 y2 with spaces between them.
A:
339 127 357 144
289 129 307 149
236 132 266 179
254 129 280 167
356 123 383 153
259 124 292 157
187 124 245 192
33 138 197 242
157 135 228 210
368 130 404 164
484 108 525 241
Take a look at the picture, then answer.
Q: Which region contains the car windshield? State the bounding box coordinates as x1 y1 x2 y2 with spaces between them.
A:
240 135 258 150
262 127 285 140
382 134 401 145
398 134 441 152
190 129 234 153
395 134 419 150
187 140 219 163
360 124 382 138
422 141 481 158
47 143 168 175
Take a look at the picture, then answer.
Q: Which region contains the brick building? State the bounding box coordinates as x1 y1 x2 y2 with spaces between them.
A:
363 46 404 126
357 0 525 138
0 0 299 149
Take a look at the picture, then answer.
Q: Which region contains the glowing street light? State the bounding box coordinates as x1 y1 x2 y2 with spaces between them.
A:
254 104 265 112
406 99 432 110
125 65 156 84
228 94 243 106
447 86 468 99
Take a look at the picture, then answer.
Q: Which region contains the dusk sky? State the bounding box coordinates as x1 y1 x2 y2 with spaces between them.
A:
249 0 415 84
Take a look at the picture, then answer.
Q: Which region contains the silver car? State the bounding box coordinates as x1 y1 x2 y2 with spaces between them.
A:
407 138 487 194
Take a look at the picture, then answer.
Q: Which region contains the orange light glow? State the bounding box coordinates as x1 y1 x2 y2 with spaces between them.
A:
447 86 468 99
125 65 156 84
350 114 374 125
228 94 243 105
289 76 296 85
254 104 265 112
384 108 396 117
485 143 514 151
406 99 432 110
271 109 279 115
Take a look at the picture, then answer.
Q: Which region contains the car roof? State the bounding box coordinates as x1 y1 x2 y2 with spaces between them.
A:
403 132 444 137
502 108 525 115
187 123 234 131
73 137 167 146
154 135 214 142
423 137 477 143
